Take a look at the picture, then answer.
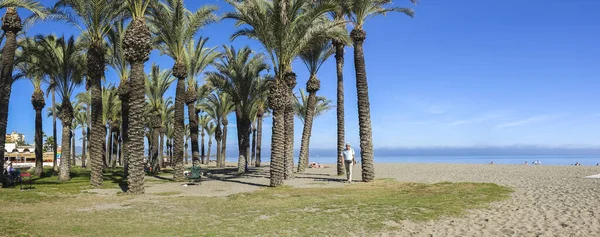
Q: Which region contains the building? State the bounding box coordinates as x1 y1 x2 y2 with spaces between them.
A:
4 143 54 168
5 131 25 143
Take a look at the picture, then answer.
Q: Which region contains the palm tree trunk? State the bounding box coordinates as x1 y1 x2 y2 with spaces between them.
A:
159 131 165 168
207 138 212 166
118 80 130 177
88 45 106 187
251 122 256 167
283 73 296 180
269 80 288 187
200 128 206 165
52 90 58 172
150 114 160 175
81 129 87 168
71 129 76 167
297 76 320 172
59 122 72 182
235 109 248 174
32 88 45 176
0 7 22 184
172 75 186 181
333 40 345 176
104 125 111 168
187 103 200 163
351 29 375 182
127 61 148 193
111 130 118 169
222 119 230 169
255 114 263 167
215 124 222 168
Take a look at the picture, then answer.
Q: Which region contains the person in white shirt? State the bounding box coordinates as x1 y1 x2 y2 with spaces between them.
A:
342 142 356 183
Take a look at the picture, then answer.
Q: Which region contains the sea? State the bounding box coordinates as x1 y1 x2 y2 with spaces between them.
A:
232 155 600 166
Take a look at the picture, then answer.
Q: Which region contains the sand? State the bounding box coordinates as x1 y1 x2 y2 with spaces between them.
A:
135 163 600 236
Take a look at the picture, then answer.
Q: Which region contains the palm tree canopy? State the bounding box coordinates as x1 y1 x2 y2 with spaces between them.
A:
26 35 85 102
206 46 268 119
106 18 129 80
51 0 126 48
202 90 234 123
1 0 48 20
346 0 416 29
146 63 175 113
294 88 332 124
184 37 220 84
299 39 334 75
148 0 218 64
225 0 348 76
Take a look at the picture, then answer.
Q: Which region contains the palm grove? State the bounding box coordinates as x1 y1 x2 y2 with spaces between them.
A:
0 0 416 192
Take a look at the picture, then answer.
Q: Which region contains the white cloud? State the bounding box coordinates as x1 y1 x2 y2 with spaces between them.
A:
496 115 555 128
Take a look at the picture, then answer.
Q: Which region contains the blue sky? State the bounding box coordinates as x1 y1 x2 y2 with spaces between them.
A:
5 0 600 154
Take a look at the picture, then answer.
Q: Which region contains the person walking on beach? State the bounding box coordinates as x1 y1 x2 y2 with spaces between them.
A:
342 142 356 183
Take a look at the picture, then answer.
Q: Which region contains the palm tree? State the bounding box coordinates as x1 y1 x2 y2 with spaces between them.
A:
53 0 125 187
195 83 212 164
146 63 175 173
159 97 174 168
296 40 334 172
183 38 219 164
74 91 91 167
15 41 46 176
295 89 333 171
33 35 85 182
121 0 154 194
226 0 347 186
253 83 269 168
197 114 210 164
347 0 416 182
206 46 268 174
46 101 60 171
73 101 88 167
0 0 46 185
101 85 120 168
204 121 215 165
202 91 234 168
148 0 217 181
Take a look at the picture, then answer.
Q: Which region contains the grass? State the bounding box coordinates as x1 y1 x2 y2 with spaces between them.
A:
0 169 512 237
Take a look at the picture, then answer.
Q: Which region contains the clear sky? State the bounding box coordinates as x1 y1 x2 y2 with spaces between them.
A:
5 0 600 154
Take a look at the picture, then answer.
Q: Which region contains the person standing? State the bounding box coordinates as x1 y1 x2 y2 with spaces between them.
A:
342 142 356 183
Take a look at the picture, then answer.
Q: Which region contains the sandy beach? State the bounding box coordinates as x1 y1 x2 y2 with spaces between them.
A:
149 163 600 236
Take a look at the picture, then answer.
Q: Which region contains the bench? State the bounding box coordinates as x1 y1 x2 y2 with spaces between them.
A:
20 173 33 190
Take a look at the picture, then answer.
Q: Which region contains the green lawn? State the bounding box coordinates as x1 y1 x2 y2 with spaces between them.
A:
0 168 512 237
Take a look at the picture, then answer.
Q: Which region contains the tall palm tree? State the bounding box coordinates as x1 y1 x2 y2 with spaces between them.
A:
32 35 85 182
195 83 212 164
0 0 46 185
159 97 174 168
204 121 215 165
295 89 333 171
74 91 91 167
206 46 268 174
46 101 60 171
296 40 334 172
253 82 269 168
102 85 120 168
53 0 126 187
146 63 175 173
15 41 46 176
184 38 219 164
226 0 347 186
73 101 88 167
347 0 416 182
197 114 210 164
121 0 153 194
148 0 217 181
202 91 234 168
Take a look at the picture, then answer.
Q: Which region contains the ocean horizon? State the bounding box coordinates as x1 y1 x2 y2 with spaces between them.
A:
226 155 600 166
